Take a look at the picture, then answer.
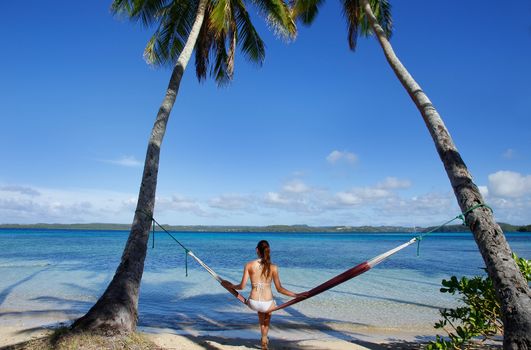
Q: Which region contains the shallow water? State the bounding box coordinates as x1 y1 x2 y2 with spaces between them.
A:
0 229 529 332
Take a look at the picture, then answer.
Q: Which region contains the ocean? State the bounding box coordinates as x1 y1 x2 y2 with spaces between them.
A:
0 229 529 334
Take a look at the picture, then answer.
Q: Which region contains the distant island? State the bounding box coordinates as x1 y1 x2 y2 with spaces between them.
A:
0 222 529 233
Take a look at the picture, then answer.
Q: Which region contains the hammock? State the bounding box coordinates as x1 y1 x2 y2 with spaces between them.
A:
191 236 418 312
141 203 490 313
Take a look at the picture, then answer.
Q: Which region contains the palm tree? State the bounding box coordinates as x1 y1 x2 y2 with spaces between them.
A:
293 0 531 348
71 0 295 333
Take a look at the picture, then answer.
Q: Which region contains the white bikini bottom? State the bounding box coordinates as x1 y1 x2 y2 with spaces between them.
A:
247 298 275 313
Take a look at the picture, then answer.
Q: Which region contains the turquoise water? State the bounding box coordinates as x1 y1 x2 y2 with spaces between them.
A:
0 229 529 332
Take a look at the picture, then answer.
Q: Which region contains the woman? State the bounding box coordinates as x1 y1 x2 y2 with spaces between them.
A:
221 240 304 349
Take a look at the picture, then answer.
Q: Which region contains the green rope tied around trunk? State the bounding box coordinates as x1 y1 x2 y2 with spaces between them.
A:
136 209 191 277
185 248 189 277
151 219 155 249
415 203 492 256
462 203 493 220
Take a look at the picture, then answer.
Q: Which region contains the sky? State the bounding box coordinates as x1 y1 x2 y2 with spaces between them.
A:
1 1 530 227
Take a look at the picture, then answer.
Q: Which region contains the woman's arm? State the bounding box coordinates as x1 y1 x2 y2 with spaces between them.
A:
222 264 249 290
272 265 298 297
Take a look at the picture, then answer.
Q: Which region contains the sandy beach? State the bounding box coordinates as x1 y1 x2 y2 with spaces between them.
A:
140 326 430 349
0 314 435 349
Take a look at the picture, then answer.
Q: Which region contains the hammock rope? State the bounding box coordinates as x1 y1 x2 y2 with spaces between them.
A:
137 203 492 312
414 203 492 256
138 209 247 303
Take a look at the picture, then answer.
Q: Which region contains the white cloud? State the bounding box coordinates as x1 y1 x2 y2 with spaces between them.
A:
282 180 310 194
0 185 134 223
0 185 41 196
335 192 363 206
487 196 530 223
256 175 466 225
488 171 531 198
335 187 391 206
263 185 326 215
326 150 358 165
263 177 411 217
3 169 530 226
502 149 515 159
478 186 489 198
478 170 531 224
264 192 291 205
376 177 411 190
330 178 412 208
157 195 213 217
208 194 255 211
100 155 142 167
326 150 343 163
381 192 456 218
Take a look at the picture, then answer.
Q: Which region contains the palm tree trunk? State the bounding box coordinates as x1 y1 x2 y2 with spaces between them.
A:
71 0 208 333
360 1 531 348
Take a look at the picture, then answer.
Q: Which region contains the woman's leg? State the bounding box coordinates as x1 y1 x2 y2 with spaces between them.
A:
257 312 271 349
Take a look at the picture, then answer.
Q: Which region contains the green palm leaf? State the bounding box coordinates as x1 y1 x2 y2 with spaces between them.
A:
143 0 198 65
212 34 231 84
291 0 392 50
113 0 296 85
195 0 266 83
250 0 296 39
195 5 214 81
210 0 232 32
374 0 392 38
291 0 324 25
342 0 392 50
234 0 265 63
112 0 169 27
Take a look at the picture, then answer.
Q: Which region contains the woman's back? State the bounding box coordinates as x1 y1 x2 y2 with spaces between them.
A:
248 259 275 302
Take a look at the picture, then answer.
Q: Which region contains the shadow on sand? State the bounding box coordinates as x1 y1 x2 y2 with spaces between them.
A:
0 278 442 349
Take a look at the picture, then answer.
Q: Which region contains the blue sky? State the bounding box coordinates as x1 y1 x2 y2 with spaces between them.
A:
1 1 530 226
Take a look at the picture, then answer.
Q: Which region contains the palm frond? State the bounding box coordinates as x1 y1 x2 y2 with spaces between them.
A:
193 2 235 84
143 0 198 66
111 0 170 27
195 5 214 81
197 0 279 84
342 0 360 50
204 0 235 83
249 0 296 40
119 0 289 83
373 0 392 38
111 0 133 15
212 35 231 85
144 29 163 64
342 0 393 51
234 0 266 64
226 21 238 78
291 0 324 26
210 0 233 33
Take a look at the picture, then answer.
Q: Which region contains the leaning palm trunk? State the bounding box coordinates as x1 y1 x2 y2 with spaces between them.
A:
360 1 531 348
71 0 208 333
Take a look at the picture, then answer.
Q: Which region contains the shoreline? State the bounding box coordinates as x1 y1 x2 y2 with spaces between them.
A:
1 224 529 233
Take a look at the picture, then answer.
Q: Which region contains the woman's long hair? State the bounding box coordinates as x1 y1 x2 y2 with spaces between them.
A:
256 240 271 278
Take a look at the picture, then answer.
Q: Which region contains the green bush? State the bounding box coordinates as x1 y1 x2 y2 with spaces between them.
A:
427 253 531 350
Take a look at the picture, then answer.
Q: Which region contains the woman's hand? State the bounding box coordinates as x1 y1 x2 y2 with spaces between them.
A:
296 291 310 299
